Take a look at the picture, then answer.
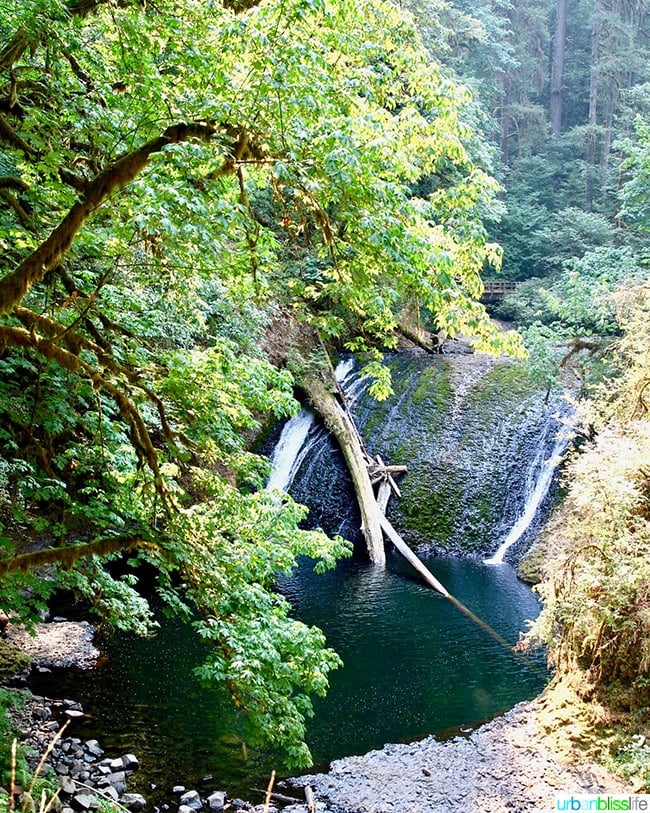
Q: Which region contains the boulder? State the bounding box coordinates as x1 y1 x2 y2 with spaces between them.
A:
122 753 140 772
206 791 226 812
179 790 202 810
121 793 147 811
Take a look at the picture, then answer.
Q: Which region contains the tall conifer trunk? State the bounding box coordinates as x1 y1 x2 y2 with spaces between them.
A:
586 0 603 211
550 0 568 136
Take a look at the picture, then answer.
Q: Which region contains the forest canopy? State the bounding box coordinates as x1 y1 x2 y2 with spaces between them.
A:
0 0 521 765
1 0 650 773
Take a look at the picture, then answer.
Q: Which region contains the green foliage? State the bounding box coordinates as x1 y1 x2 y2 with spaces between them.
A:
0 0 532 764
618 115 650 236
0 688 28 789
529 285 650 713
497 247 649 337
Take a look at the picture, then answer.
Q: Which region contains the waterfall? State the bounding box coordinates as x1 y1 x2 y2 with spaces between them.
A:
267 409 318 492
268 350 572 560
484 426 570 565
266 358 354 494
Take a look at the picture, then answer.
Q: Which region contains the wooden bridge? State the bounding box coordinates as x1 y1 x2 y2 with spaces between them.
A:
481 280 518 302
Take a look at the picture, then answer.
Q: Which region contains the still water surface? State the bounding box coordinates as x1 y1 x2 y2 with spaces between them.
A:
30 552 547 801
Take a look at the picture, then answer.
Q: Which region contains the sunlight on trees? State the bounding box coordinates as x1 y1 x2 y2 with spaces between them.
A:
0 0 522 763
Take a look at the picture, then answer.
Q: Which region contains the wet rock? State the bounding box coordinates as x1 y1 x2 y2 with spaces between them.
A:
121 793 147 810
179 790 202 809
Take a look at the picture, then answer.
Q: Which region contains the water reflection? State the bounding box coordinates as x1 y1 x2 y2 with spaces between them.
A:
29 552 547 802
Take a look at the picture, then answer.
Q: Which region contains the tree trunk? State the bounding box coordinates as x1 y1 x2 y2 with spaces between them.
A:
304 376 386 566
586 0 603 211
550 0 568 136
499 74 512 166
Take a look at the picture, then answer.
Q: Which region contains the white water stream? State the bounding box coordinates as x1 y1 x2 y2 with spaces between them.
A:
267 358 355 493
484 428 570 565
266 408 318 492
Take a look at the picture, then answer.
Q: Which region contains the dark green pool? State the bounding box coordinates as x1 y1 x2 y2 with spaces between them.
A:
29 551 547 803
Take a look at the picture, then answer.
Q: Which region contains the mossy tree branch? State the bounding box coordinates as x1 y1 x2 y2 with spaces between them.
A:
0 535 158 577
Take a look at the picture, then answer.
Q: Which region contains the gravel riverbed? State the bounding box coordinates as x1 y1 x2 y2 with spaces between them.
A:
292 697 631 812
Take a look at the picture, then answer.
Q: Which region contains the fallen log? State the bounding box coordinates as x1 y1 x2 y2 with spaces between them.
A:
376 477 392 514
379 513 449 598
305 376 386 566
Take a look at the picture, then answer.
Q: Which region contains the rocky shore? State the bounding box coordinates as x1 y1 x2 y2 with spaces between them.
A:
293 697 632 812
3 620 635 813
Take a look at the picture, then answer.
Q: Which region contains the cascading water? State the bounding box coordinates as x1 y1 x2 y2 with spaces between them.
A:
267 409 318 492
485 427 571 565
267 358 357 494
284 350 570 561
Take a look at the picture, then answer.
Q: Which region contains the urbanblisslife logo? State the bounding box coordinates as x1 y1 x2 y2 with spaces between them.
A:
555 796 650 811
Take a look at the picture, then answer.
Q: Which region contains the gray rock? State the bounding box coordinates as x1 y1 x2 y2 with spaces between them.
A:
85 740 104 759
178 806 196 813
99 786 120 803
32 705 51 721
121 793 147 810
107 772 127 794
206 791 226 812
122 753 140 772
109 758 124 771
172 787 186 794
179 790 202 810
59 776 76 796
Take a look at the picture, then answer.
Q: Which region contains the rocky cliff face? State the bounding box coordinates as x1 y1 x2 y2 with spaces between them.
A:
288 349 568 560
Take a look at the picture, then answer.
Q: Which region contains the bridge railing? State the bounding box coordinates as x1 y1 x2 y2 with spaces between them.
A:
481 280 518 300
